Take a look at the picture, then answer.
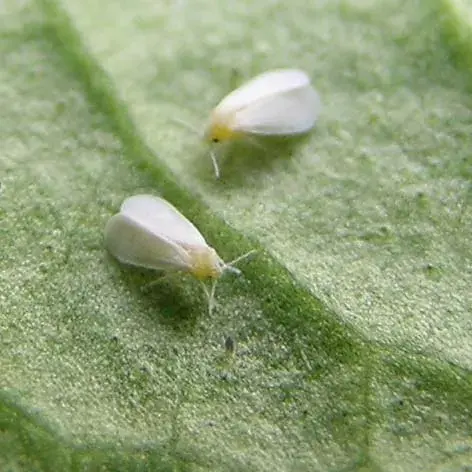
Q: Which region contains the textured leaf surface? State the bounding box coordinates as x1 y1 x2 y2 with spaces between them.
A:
1 0 471 470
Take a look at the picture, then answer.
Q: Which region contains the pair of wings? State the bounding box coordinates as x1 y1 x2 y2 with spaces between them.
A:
104 195 208 272
214 69 321 135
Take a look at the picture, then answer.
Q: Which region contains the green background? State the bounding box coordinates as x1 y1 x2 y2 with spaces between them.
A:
1 0 471 470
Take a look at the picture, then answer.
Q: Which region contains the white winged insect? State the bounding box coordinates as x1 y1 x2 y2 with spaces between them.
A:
104 195 255 314
202 68 321 177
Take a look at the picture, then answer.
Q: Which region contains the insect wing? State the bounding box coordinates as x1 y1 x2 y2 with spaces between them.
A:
232 83 320 135
105 213 191 271
120 195 207 247
215 69 311 115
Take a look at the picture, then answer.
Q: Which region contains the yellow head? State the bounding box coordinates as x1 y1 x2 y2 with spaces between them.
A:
204 110 241 144
188 246 225 280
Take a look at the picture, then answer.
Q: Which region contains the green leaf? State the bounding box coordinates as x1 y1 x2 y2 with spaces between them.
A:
1 0 471 470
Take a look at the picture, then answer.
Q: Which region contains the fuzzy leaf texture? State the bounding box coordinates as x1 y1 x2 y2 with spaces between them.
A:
1 0 471 470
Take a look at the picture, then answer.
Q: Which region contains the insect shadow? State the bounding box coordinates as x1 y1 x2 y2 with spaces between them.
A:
107 255 204 332
193 133 313 187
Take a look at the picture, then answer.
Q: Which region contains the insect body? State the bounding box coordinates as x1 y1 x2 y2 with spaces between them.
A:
204 68 321 177
104 195 254 313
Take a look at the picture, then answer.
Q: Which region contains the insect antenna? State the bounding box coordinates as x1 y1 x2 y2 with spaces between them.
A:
225 249 257 274
210 148 220 178
171 117 200 134
172 117 221 178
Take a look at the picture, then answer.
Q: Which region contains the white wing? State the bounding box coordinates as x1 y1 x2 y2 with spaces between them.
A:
232 83 321 135
120 195 207 246
104 213 192 271
215 69 311 114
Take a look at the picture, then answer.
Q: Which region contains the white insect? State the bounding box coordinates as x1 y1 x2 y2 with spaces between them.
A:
104 194 255 314
203 68 321 177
